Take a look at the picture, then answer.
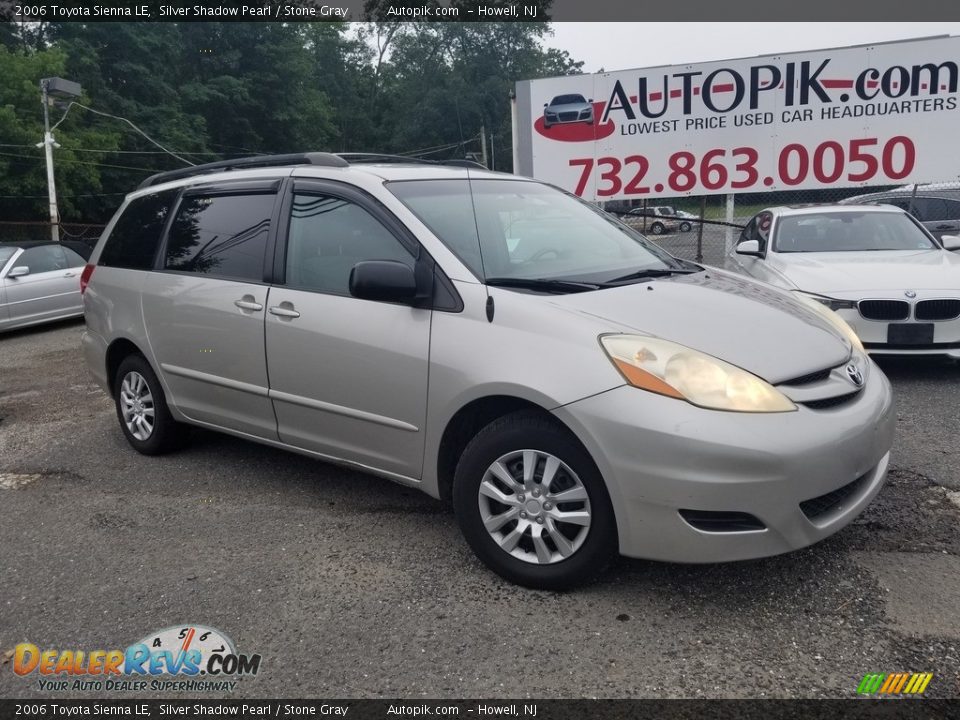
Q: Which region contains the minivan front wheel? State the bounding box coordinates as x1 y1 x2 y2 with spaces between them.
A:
453 411 617 589
114 355 188 455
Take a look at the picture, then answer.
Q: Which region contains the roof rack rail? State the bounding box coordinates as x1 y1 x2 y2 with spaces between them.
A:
336 153 436 165
336 153 489 170
137 152 348 189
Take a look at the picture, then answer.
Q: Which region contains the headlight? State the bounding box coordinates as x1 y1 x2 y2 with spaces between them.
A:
792 292 865 353
600 335 796 413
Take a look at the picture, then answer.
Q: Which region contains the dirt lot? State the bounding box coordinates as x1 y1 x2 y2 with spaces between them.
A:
1 320 959 699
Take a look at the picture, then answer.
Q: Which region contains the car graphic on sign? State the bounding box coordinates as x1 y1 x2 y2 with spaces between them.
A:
543 94 594 129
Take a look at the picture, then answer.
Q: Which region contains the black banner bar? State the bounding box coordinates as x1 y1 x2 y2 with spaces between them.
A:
2 0 960 22
1 700 959 720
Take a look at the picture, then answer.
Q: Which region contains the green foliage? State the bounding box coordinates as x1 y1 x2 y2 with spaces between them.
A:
0 43 121 222
0 21 583 223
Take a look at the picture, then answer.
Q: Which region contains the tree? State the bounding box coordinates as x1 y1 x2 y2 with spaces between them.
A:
0 43 120 222
357 18 582 169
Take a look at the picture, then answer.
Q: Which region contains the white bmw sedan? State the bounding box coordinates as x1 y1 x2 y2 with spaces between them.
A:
727 205 960 358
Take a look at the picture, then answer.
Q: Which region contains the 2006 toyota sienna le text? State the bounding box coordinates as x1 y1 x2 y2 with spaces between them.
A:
81 153 895 589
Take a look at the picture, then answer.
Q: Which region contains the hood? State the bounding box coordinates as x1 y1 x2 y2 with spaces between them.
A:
773 249 960 295
544 269 851 384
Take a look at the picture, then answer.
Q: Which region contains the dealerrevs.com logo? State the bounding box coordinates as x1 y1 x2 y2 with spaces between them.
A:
12 624 261 692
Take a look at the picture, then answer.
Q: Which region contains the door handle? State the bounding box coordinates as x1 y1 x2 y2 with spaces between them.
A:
64 272 77 277
234 298 263 312
935 224 954 230
269 304 300 319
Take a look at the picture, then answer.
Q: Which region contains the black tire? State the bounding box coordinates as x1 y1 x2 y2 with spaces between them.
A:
114 354 189 455
680 221 692 233
650 221 666 235
453 411 617 590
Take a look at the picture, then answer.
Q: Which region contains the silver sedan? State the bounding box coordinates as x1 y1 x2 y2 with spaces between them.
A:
1 242 88 332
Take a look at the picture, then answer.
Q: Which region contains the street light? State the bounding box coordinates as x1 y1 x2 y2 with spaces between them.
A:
38 77 82 242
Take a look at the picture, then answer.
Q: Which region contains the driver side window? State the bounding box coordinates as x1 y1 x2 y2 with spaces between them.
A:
285 193 415 296
18 245 69 274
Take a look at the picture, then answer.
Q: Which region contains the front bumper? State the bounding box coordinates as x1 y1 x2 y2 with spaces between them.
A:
553 368 894 563
836 308 960 358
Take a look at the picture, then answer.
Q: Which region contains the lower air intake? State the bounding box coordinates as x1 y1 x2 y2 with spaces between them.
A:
800 472 870 521
678 510 766 532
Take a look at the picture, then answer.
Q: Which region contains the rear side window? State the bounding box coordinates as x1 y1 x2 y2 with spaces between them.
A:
62 246 86 266
99 190 177 270
164 193 275 282
914 198 948 222
943 199 960 220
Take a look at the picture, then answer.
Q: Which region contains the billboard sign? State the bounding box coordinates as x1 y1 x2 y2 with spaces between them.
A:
514 36 960 200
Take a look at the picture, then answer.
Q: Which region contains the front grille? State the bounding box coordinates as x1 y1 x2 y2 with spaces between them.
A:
800 472 870 521
558 112 579 121
780 368 832 386
864 341 960 350
858 300 909 321
800 391 861 410
915 299 960 321
678 510 766 532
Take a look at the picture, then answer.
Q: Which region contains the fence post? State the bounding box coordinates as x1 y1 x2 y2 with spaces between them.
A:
696 196 706 263
724 193 736 257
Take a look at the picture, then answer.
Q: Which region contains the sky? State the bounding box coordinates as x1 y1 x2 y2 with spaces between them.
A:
544 23 960 74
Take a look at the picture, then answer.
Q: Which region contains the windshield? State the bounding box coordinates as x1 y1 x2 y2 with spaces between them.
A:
551 94 586 105
774 212 938 253
0 247 18 266
387 178 681 284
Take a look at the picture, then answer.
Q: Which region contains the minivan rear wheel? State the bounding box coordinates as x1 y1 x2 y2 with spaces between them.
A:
453 411 617 589
114 355 188 455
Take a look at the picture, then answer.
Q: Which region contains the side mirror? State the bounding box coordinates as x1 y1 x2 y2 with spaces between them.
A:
543 103 548 108
736 240 762 257
942 235 960 251
588 98 594 103
7 265 30 278
349 260 418 303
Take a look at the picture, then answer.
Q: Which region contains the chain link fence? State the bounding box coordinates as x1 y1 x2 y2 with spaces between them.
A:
0 222 106 253
604 178 960 265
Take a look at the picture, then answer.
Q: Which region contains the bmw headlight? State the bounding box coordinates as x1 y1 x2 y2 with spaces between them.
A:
600 335 796 413
792 291 865 353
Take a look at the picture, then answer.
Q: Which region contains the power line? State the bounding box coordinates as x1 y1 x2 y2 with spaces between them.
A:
0 149 163 173
62 148 238 156
50 102 195 166
0 192 127 199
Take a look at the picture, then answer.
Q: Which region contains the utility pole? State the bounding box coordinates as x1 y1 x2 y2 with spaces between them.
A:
39 79 60 243
480 124 488 168
37 77 82 243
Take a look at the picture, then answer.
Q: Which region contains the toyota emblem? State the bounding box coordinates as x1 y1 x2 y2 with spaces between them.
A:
846 364 864 387
904 290 917 299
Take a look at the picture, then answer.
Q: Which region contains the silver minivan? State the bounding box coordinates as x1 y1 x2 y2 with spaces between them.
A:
82 153 894 588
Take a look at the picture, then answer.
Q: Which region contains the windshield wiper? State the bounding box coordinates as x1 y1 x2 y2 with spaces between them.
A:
485 277 602 293
602 267 699 285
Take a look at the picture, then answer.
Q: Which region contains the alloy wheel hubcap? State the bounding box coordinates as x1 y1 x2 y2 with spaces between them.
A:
120 371 155 441
477 449 591 565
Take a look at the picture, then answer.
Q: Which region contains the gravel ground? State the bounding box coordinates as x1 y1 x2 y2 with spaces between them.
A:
1 319 958 699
